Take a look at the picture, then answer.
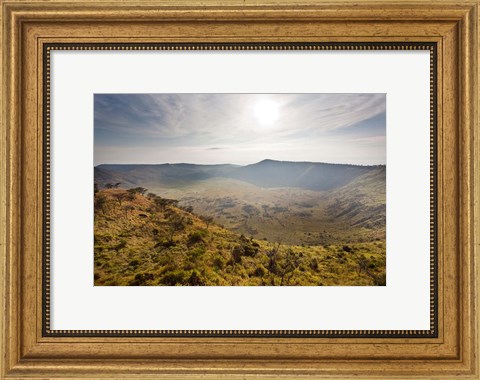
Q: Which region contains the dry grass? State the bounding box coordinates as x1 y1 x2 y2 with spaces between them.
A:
94 188 386 286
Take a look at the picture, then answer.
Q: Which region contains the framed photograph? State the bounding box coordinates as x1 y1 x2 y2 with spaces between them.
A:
1 0 478 378
93 92 388 287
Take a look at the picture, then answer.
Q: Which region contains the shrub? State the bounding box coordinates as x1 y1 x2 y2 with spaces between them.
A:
154 240 176 249
114 239 127 251
129 272 155 286
187 230 207 245
254 266 266 277
200 215 214 229
188 246 206 261
233 236 259 258
310 257 319 271
231 246 243 263
182 205 194 213
373 273 386 286
187 270 205 286
129 260 139 268
160 270 188 285
243 243 258 257
213 256 225 270
242 204 257 215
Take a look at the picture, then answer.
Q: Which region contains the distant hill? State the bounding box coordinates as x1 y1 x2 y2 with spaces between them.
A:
95 160 385 192
95 166 137 188
95 163 237 188
229 159 383 191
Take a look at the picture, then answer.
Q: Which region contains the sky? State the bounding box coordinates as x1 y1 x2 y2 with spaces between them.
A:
94 93 386 166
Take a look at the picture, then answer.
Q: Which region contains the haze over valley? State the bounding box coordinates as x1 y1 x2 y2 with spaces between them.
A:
95 159 385 246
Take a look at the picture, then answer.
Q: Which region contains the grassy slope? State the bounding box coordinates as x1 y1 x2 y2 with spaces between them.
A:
94 189 386 286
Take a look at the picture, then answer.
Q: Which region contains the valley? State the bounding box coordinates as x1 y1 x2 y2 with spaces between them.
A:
94 159 386 286
95 160 386 246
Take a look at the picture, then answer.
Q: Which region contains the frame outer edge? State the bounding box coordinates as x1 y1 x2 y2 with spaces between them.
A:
1 0 479 378
474 1 480 378
459 1 479 376
2 1 22 377
0 2 5 378
466 1 478 375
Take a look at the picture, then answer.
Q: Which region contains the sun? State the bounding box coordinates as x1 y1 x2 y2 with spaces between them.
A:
253 99 279 125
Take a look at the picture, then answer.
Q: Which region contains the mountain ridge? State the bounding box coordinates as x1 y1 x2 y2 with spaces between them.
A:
95 159 385 192
96 158 385 169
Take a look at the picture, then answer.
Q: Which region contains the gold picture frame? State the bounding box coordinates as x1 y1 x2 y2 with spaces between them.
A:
1 0 478 378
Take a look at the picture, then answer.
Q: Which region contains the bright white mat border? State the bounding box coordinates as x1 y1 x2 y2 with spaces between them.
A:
50 49 431 331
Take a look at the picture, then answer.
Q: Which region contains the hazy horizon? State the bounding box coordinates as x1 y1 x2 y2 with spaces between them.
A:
95 158 386 167
94 93 386 166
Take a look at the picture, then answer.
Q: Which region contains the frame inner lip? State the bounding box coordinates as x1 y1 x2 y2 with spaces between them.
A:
42 42 438 338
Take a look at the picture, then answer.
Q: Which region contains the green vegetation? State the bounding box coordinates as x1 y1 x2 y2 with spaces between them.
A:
94 188 386 286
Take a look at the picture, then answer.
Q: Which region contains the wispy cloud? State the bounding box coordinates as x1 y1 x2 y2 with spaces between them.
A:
94 93 386 165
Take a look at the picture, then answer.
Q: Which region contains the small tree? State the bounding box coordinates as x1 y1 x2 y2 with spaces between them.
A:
168 199 179 207
265 242 281 285
125 192 136 201
154 197 169 211
166 215 186 242
128 187 148 196
183 205 194 213
123 204 135 218
154 197 178 212
231 245 243 264
94 194 108 215
261 204 269 217
112 192 128 207
278 248 301 286
357 255 369 274
201 215 214 229
264 243 301 285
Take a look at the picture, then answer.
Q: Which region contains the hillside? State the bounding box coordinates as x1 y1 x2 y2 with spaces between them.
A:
94 188 386 286
325 166 386 229
230 159 381 191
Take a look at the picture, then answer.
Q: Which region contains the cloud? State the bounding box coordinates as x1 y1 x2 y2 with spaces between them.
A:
94 93 386 165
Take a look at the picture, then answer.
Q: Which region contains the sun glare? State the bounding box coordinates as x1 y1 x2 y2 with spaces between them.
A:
253 99 279 125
